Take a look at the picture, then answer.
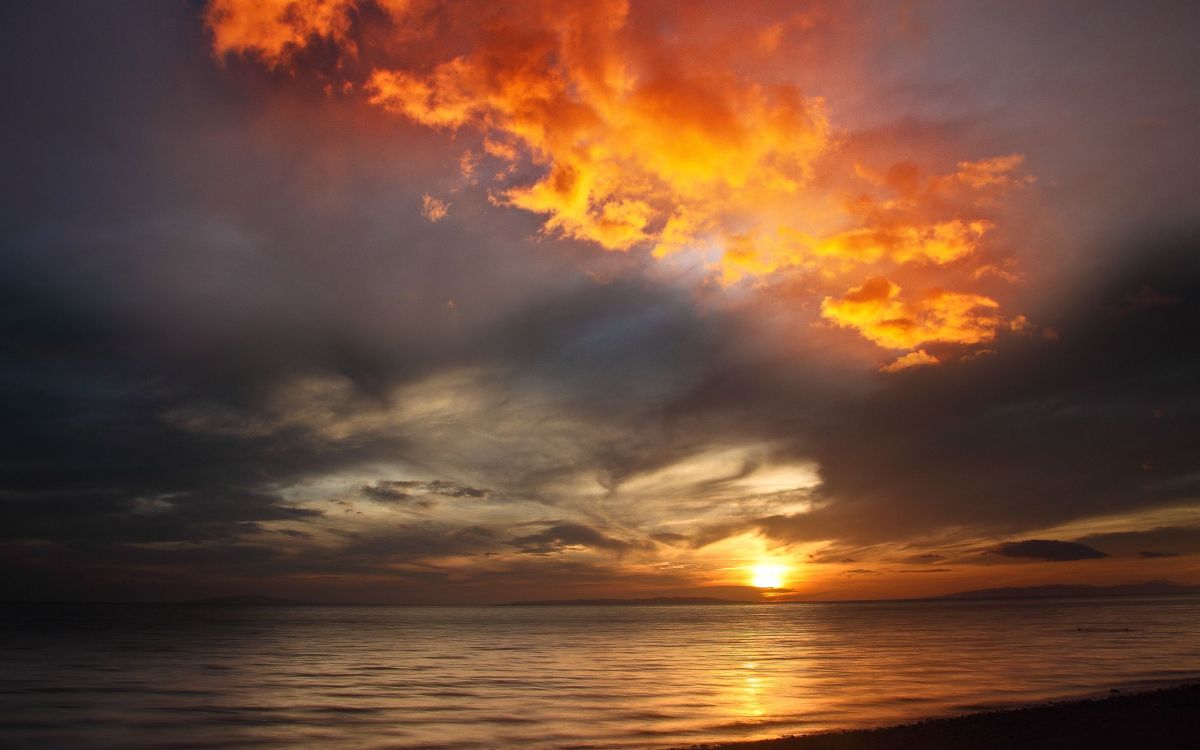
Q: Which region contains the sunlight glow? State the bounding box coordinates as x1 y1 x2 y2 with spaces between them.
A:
750 562 788 589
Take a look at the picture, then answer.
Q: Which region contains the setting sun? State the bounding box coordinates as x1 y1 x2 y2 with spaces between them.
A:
750 563 788 589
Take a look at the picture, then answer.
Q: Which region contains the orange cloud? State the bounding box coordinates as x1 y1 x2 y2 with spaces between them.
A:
205 1 1031 360
820 277 1001 350
951 154 1033 190
421 193 448 222
205 0 358 66
718 217 995 284
362 3 833 254
880 349 940 373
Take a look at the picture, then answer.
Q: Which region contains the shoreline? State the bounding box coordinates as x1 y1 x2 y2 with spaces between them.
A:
687 683 1200 750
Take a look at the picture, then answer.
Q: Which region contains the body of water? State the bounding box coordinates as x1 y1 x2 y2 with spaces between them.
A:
2 597 1199 749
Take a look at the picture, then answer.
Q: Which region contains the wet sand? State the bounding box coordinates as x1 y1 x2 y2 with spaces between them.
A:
691 684 1200 750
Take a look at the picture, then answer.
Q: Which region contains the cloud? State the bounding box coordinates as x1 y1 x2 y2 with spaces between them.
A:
509 523 646 556
951 154 1033 190
421 193 449 222
358 1 836 255
904 553 946 563
992 540 1108 562
204 0 366 67
204 0 1030 355
334 523 504 564
743 240 1200 548
1076 525 1200 558
363 479 489 509
0 488 322 547
1119 285 1180 313
880 349 939 373
650 532 688 546
820 277 1001 349
2 1 1199 603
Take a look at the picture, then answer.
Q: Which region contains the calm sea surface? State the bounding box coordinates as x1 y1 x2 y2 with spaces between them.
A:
2 597 1199 749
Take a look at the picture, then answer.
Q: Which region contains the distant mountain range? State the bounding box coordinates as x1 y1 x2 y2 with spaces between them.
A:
499 596 757 606
187 595 313 606
931 580 1200 601
503 582 1200 606
183 581 1200 607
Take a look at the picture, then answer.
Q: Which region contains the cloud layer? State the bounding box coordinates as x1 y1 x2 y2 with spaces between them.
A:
206 0 1033 357
1 1 1198 602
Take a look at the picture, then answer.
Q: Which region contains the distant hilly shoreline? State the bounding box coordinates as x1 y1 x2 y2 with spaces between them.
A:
500 581 1200 606
498 596 759 606
926 580 1200 601
11 581 1194 607
185 595 316 606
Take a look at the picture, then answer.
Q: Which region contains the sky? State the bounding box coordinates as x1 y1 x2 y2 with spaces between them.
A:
2 0 1198 603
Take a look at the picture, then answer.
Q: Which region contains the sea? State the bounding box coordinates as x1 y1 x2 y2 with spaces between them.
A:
2 596 1198 749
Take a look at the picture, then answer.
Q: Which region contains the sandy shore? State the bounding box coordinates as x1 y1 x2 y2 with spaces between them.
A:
688 684 1200 750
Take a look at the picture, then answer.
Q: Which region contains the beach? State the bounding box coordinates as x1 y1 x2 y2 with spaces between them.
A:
694 684 1200 750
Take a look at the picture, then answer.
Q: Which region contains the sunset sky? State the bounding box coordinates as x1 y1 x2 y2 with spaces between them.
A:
2 0 1198 603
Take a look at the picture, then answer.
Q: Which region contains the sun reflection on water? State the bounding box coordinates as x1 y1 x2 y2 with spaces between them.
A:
740 661 768 717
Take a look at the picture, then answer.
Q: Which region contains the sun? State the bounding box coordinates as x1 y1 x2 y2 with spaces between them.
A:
749 562 788 589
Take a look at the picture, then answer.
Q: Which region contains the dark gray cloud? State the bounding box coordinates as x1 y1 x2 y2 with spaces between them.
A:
1077 526 1200 558
745 240 1200 547
992 540 1108 563
333 524 505 566
362 480 489 509
650 532 688 546
510 524 646 556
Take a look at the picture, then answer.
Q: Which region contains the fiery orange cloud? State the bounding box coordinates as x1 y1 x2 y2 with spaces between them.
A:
879 349 940 373
206 0 1031 358
820 277 1001 350
205 0 359 66
717 217 994 285
362 2 832 254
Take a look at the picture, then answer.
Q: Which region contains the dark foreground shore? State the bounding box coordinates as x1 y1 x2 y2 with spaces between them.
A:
691 684 1200 750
